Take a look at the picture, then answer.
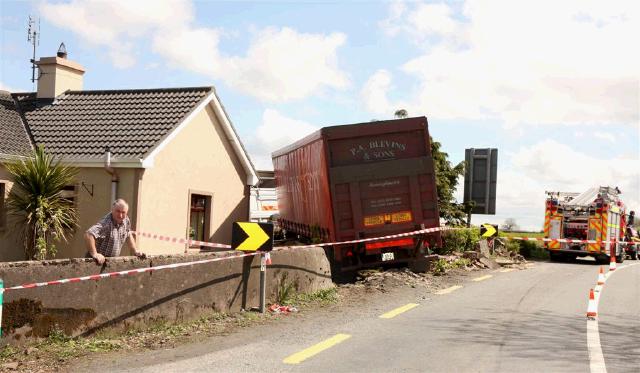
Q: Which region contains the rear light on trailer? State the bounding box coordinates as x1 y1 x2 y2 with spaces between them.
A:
365 237 414 250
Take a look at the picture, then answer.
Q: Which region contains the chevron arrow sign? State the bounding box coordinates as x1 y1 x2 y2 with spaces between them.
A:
232 222 274 252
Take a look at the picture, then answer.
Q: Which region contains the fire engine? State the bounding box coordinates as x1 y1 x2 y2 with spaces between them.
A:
544 186 629 263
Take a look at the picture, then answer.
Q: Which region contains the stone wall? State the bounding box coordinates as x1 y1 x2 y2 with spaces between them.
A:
0 247 332 343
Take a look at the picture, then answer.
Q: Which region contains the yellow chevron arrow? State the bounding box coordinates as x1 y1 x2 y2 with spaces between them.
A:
482 224 497 238
236 222 270 251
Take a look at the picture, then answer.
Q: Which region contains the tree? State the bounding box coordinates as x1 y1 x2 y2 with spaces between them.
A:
5 146 78 260
431 137 466 225
394 109 408 119
501 218 520 231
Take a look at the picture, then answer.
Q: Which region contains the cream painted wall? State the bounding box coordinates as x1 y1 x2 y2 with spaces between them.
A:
55 168 139 259
137 104 249 255
0 163 139 260
0 165 24 262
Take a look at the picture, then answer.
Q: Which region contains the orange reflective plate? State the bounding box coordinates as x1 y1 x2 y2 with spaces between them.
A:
364 215 385 226
392 211 412 223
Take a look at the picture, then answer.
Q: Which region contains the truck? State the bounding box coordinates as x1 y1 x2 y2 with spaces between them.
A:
249 170 279 223
272 117 441 272
544 186 629 263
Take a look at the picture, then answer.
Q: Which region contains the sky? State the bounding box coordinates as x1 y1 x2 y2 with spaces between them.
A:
1 0 638 231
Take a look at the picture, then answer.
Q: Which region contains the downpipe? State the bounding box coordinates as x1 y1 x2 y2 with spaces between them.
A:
104 147 119 202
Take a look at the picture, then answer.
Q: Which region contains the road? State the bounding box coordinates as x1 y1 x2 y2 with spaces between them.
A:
75 260 640 373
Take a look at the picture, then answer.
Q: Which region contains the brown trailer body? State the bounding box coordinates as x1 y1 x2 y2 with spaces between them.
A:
272 117 441 271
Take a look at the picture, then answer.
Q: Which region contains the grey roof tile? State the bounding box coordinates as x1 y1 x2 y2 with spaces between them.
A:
0 90 33 156
12 86 212 159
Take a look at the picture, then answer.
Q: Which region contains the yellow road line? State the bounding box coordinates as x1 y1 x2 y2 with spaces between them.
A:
283 334 351 364
436 285 462 295
379 303 419 319
472 275 493 282
500 268 515 273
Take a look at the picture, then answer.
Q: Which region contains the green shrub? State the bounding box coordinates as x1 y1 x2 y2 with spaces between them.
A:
437 228 481 254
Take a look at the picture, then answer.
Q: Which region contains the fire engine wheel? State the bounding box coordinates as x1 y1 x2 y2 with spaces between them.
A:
616 253 624 263
632 250 639 260
549 251 564 262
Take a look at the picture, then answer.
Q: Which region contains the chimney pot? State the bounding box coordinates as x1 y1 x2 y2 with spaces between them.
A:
57 42 67 59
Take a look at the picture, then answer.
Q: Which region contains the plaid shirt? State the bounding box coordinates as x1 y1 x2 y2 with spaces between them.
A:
86 213 131 257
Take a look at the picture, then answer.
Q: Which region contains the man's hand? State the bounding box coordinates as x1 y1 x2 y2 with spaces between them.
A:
92 253 106 265
134 251 147 259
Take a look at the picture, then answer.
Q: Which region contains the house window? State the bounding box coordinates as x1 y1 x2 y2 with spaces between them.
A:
0 183 6 230
189 193 211 246
61 184 78 207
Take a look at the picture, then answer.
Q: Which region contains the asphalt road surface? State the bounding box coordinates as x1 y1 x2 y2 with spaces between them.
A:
76 260 640 373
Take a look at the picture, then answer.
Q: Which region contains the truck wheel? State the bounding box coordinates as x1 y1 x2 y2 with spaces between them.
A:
549 251 562 262
632 250 639 260
616 253 624 263
596 255 610 264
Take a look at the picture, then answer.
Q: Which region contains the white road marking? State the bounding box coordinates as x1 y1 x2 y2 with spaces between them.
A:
587 262 639 373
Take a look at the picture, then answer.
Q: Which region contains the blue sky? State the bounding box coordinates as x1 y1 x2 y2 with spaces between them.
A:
1 0 638 231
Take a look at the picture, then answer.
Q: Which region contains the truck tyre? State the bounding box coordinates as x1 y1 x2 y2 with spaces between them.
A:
616 253 624 263
549 251 562 262
596 255 610 264
632 250 639 260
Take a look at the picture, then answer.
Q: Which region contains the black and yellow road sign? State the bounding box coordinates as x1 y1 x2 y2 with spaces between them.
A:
480 223 498 238
232 222 274 252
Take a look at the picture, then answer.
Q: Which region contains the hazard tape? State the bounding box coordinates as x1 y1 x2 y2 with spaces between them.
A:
1 251 260 293
3 225 637 293
0 226 448 293
505 236 640 246
133 231 231 249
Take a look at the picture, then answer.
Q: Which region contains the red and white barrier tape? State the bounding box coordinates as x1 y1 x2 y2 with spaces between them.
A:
133 231 231 249
3 225 638 293
1 251 260 293
506 236 640 246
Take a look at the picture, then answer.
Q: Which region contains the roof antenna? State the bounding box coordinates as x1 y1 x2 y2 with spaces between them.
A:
27 15 40 85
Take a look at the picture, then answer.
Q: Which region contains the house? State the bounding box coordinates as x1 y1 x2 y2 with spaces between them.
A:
0 50 257 261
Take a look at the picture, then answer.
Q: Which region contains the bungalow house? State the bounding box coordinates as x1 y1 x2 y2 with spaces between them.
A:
0 50 257 261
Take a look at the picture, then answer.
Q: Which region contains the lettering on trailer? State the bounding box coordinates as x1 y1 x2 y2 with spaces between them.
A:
349 140 408 162
232 222 274 252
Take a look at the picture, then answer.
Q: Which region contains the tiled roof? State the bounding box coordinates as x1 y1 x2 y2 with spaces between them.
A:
0 90 33 157
12 87 212 159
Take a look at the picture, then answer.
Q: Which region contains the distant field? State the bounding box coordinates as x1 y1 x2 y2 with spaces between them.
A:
500 231 545 238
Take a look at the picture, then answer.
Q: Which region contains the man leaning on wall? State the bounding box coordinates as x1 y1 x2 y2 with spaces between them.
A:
84 199 146 265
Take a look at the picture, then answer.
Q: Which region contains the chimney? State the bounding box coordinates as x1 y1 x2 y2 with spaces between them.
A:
35 43 85 99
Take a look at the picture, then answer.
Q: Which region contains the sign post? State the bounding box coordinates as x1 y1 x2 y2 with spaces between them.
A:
0 279 3 337
232 222 274 313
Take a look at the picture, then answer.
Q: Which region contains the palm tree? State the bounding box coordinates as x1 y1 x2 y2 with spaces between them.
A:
394 109 408 119
5 145 78 260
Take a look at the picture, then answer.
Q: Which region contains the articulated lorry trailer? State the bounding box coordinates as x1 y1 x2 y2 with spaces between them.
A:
544 186 629 263
272 117 441 272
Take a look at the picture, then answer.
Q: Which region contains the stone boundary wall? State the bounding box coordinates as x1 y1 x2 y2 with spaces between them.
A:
0 247 332 344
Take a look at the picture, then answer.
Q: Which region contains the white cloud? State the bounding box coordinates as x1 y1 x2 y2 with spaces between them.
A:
246 109 320 170
373 0 640 127
593 131 616 142
39 1 349 102
468 139 640 230
220 28 349 102
362 69 393 114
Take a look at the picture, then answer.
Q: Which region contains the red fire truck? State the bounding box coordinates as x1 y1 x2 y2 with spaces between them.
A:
544 186 628 263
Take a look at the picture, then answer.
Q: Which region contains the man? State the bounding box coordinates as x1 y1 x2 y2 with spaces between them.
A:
85 199 145 264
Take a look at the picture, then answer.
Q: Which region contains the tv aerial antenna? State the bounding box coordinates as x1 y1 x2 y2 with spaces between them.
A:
27 15 40 84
